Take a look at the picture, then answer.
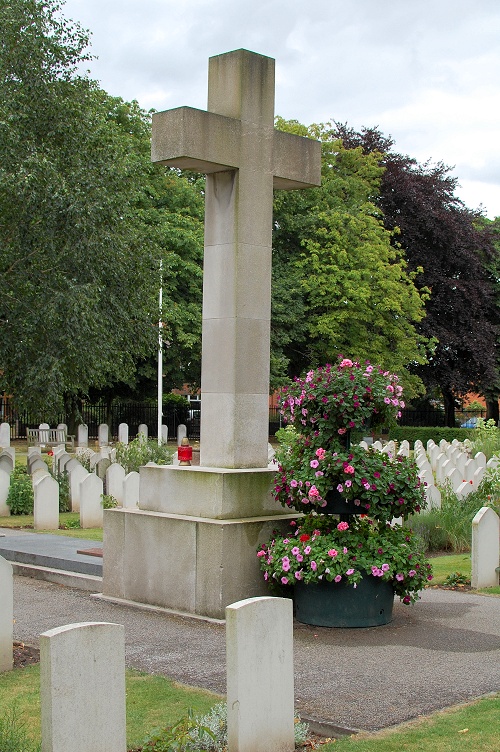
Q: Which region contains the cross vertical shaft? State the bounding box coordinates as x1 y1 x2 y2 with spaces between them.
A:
151 49 321 469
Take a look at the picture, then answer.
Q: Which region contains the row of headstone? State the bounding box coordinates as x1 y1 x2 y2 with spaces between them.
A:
0 577 294 752
413 438 497 510
78 422 171 448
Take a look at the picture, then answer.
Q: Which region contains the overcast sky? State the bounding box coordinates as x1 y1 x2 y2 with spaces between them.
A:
62 0 500 218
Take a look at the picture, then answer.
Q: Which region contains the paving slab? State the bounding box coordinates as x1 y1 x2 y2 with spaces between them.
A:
11 575 500 733
0 530 102 576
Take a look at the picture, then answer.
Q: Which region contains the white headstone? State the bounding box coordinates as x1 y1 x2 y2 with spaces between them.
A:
138 423 148 440
77 424 88 448
98 424 109 448
0 454 13 474
474 451 487 469
177 423 187 445
463 458 477 483
425 484 441 510
122 471 140 509
447 467 464 492
0 468 11 516
39 423 50 446
40 622 126 752
106 463 126 506
226 597 294 752
397 440 409 457
0 556 13 671
0 422 10 447
95 457 112 484
456 480 474 498
161 424 168 443
471 507 500 588
34 474 59 530
118 423 129 445
69 464 89 513
80 473 103 528
27 446 42 459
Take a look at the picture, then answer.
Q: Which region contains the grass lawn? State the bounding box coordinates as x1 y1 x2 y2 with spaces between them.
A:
1 663 498 751
428 552 500 595
0 664 221 750
0 512 103 541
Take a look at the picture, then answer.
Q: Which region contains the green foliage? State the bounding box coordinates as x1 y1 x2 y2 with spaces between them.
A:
6 467 34 515
0 0 204 415
259 516 432 605
100 494 118 509
141 709 215 752
442 571 471 587
407 471 500 553
141 703 310 752
53 472 70 513
0 706 40 752
465 418 500 460
115 435 172 474
467 400 485 411
271 119 430 395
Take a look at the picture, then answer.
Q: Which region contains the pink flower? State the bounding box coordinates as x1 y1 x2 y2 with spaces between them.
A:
308 485 320 500
337 521 349 531
313 529 321 536
290 479 298 488
315 448 326 459
334 574 342 583
396 573 404 581
339 358 353 368
291 546 300 556
310 459 319 469
345 479 352 488
343 547 348 554
295 571 302 580
311 561 317 571
384 397 391 404
264 572 268 580
337 483 344 493
328 549 338 557
282 557 290 572
257 550 266 557
281 576 289 585
296 554 303 562
346 568 354 576
382 563 390 572
344 464 355 475
304 546 312 555
409 569 416 577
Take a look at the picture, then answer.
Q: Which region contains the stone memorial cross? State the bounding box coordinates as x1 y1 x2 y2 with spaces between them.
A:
152 49 321 468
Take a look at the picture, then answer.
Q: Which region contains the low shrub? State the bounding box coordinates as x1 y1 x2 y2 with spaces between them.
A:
115 435 172 474
388 426 472 446
6 467 34 515
464 418 500 461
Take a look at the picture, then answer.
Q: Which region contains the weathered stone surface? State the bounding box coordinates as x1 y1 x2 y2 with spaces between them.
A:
40 622 126 752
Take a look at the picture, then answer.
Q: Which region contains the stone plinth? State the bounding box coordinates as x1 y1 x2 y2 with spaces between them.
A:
102 467 296 620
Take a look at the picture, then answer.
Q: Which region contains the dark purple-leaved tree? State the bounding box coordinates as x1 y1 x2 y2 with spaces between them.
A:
333 125 500 426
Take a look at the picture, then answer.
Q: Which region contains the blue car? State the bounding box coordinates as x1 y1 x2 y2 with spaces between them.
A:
460 417 478 428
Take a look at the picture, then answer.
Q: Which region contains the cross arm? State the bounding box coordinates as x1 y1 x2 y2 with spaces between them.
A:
272 131 322 189
151 106 241 172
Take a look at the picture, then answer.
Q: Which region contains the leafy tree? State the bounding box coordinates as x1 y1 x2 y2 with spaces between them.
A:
272 119 429 397
333 124 500 425
0 0 204 423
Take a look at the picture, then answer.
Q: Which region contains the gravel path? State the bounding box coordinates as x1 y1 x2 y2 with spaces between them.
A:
12 576 500 731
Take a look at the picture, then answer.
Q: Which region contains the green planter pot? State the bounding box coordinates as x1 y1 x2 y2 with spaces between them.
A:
323 489 368 516
295 574 394 628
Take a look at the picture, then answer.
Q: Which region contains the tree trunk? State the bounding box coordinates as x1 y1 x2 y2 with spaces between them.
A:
63 392 83 435
486 399 499 424
441 387 457 427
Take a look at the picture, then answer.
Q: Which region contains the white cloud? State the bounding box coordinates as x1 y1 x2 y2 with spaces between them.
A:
62 0 500 217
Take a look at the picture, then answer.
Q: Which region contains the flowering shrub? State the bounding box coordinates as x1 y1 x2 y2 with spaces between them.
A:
280 358 404 443
274 437 426 520
258 516 432 605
